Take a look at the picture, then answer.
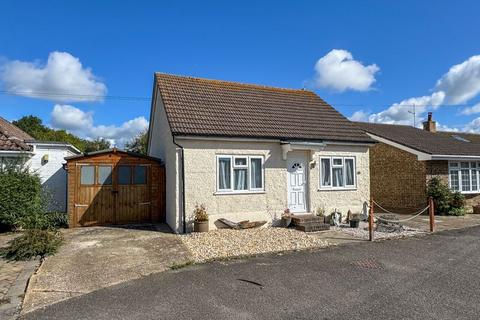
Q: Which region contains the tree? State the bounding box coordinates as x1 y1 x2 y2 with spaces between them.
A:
84 138 111 153
13 116 87 152
125 131 148 154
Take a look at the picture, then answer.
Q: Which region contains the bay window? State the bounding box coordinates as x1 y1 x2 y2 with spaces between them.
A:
217 155 264 193
449 161 479 193
320 156 356 189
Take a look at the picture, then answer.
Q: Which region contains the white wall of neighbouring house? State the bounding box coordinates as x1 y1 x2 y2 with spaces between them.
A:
148 88 182 232
27 144 78 213
178 139 371 232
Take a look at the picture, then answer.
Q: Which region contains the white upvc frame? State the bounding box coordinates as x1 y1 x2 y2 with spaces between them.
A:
448 161 480 194
216 155 265 194
319 156 356 190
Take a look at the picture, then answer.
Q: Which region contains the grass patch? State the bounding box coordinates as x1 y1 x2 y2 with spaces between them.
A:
170 260 195 270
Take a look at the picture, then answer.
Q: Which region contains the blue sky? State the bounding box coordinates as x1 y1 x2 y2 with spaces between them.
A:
1 0 480 145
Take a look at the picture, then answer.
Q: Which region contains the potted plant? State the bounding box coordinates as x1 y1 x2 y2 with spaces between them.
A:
193 203 209 232
349 213 360 228
281 208 292 227
315 206 325 219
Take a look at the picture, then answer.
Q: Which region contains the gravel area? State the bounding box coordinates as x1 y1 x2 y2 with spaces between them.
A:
333 221 425 240
180 227 329 262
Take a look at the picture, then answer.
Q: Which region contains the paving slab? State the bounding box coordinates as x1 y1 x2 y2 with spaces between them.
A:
22 224 193 314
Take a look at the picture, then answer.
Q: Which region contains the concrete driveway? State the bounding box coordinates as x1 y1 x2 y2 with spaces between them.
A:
23 224 192 314
21 226 480 320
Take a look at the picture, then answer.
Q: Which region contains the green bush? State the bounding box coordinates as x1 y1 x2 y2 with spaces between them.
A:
427 177 466 215
0 162 44 230
448 207 466 216
0 229 63 261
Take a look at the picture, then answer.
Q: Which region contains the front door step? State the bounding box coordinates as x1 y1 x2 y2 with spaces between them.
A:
291 214 331 232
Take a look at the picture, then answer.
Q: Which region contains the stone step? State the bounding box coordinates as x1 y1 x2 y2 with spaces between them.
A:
291 214 324 225
295 223 331 232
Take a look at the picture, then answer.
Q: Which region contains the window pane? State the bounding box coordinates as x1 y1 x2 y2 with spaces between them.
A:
81 166 95 185
332 167 344 187
234 168 248 190
118 166 132 185
472 170 478 191
345 159 355 186
250 158 263 189
234 157 247 166
450 162 459 168
134 166 147 185
321 158 331 187
218 158 231 190
98 166 112 185
333 158 343 166
450 170 459 191
461 162 469 168
461 169 470 191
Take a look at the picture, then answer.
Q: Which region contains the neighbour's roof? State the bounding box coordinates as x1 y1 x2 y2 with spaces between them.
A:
0 117 33 152
154 73 374 144
355 122 480 156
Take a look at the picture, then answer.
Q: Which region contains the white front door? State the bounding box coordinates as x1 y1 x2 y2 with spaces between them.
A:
287 153 308 213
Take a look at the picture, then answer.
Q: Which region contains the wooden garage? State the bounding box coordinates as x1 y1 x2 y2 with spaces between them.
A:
65 148 165 227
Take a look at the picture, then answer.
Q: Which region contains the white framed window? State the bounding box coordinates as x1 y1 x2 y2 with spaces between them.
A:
449 161 479 194
320 156 356 190
216 155 264 193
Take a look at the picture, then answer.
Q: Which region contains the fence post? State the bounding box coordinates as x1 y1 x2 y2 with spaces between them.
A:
429 197 435 232
369 198 374 241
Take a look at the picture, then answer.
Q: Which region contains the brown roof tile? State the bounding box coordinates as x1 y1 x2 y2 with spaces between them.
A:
155 73 373 143
355 122 480 156
0 117 33 151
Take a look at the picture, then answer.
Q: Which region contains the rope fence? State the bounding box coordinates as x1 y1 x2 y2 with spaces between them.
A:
368 197 435 241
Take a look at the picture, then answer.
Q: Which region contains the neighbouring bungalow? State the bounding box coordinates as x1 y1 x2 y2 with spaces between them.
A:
356 113 480 211
0 117 80 212
147 73 375 233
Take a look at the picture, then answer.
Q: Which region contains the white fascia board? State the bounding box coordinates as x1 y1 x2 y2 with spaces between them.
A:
0 150 33 157
366 133 432 161
29 142 81 154
431 155 480 160
323 140 376 147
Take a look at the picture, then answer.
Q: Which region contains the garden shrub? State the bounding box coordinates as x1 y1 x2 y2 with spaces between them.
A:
427 177 466 215
0 162 43 230
0 229 63 261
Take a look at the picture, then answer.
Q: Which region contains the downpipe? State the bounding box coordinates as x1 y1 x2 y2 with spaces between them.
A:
172 136 187 234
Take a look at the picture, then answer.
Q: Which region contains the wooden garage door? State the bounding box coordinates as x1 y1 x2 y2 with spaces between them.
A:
74 164 152 226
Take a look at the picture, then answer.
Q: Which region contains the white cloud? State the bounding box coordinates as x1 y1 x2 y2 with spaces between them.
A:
463 117 480 133
1 51 107 102
50 105 148 146
368 91 445 125
460 102 480 115
313 49 379 92
349 110 369 122
436 55 480 104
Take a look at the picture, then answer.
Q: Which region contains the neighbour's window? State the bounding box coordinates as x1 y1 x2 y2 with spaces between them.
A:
134 166 147 185
80 166 95 185
217 156 264 193
320 156 356 189
98 166 112 185
118 166 132 185
449 161 479 193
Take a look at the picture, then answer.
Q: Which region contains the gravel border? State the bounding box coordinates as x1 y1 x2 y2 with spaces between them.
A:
333 221 425 240
180 227 329 263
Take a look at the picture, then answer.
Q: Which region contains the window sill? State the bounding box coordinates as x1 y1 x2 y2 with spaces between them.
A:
456 191 480 195
214 190 266 195
317 187 357 192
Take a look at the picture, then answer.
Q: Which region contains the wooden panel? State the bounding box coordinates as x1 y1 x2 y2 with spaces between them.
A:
67 150 165 227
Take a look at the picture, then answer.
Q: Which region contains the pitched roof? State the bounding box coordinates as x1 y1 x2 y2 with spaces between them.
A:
0 117 33 152
355 122 480 156
155 73 373 144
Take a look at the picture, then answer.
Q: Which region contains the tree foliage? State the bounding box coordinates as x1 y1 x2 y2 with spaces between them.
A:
427 177 466 215
125 130 148 154
84 137 111 153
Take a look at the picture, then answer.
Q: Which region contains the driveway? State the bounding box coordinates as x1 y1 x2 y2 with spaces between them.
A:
21 226 480 320
23 224 192 314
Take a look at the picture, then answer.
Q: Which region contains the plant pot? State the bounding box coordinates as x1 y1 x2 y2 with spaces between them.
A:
350 219 360 228
194 220 209 232
282 216 292 227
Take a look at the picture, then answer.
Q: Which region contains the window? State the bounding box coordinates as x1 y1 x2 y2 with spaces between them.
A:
118 166 132 185
80 166 95 185
449 161 479 193
134 166 147 185
217 155 264 193
320 156 356 189
98 166 112 185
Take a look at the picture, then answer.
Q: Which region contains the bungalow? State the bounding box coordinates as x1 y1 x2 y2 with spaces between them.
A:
0 117 80 212
147 73 375 233
356 113 480 211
